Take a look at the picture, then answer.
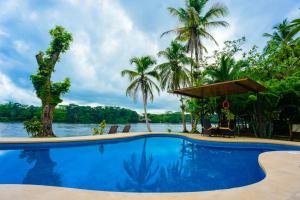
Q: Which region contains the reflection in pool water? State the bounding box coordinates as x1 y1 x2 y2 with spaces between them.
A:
20 149 62 186
0 135 299 192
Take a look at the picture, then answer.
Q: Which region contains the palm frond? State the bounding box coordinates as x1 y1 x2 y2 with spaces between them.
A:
204 20 229 28
203 3 229 21
121 70 139 81
125 79 140 102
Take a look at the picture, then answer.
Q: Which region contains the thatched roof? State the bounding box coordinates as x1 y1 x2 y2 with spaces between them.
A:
171 78 266 98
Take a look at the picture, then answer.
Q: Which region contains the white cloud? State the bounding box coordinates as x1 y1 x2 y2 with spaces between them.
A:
286 7 300 19
0 71 39 105
0 29 8 37
13 40 30 54
53 0 160 96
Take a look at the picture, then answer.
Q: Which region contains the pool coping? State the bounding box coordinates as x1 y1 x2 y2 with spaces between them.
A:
0 132 300 146
0 133 300 200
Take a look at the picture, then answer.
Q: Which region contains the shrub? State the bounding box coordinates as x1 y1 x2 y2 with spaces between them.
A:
92 120 106 135
23 117 42 137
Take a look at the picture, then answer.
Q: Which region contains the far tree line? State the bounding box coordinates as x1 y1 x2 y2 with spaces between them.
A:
0 103 192 124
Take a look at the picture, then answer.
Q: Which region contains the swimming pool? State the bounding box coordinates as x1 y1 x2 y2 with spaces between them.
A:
0 135 299 192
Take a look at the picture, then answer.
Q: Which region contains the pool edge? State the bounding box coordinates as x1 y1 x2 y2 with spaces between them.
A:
0 132 299 147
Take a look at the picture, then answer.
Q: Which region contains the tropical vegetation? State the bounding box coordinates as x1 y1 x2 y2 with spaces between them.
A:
0 103 139 124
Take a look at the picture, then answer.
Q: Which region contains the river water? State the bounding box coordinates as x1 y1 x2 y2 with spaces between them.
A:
0 122 194 137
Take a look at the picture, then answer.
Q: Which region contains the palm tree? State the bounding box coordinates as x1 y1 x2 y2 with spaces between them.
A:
121 56 160 132
205 55 239 83
157 41 191 132
289 17 300 42
263 19 293 47
162 0 229 84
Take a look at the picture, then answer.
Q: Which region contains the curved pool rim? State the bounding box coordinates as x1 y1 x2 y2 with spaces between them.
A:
0 133 300 200
1 132 300 146
1 133 300 151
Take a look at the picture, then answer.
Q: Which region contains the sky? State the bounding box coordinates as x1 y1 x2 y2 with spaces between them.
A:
0 0 299 113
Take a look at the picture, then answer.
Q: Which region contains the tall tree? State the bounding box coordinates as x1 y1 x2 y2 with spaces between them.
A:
121 56 160 132
157 40 191 132
162 0 229 84
31 26 73 137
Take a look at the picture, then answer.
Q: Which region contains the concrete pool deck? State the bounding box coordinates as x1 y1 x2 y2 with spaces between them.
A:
0 132 299 200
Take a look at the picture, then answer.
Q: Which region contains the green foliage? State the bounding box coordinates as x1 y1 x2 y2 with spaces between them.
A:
92 120 106 135
121 56 160 102
48 26 73 55
0 103 41 122
0 103 140 124
157 40 191 90
31 26 73 106
23 117 42 137
221 109 235 121
0 102 197 125
205 55 240 83
148 112 189 123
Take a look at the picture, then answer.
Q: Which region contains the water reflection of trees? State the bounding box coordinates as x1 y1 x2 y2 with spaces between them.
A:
154 140 215 192
116 137 241 192
155 139 191 192
117 138 196 192
98 144 105 154
117 138 159 192
19 149 62 186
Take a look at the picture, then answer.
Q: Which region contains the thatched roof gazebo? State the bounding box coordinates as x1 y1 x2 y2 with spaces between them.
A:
169 78 266 136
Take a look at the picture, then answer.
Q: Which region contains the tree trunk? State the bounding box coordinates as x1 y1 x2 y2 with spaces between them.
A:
195 40 199 69
41 104 56 137
180 98 188 133
142 92 152 132
191 113 196 133
256 94 265 137
288 122 293 141
190 51 194 86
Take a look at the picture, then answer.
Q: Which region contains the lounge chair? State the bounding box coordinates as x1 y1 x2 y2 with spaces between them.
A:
219 120 235 137
291 124 300 141
202 118 216 136
108 125 118 134
122 125 131 133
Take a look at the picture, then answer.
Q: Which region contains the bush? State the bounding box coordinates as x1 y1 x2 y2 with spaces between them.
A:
23 117 42 137
92 120 106 135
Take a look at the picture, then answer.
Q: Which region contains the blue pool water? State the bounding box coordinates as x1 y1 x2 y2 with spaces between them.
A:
0 135 299 192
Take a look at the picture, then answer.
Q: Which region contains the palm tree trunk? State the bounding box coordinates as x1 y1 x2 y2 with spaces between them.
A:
142 91 152 132
199 38 203 64
190 50 194 86
195 41 199 69
180 97 188 132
